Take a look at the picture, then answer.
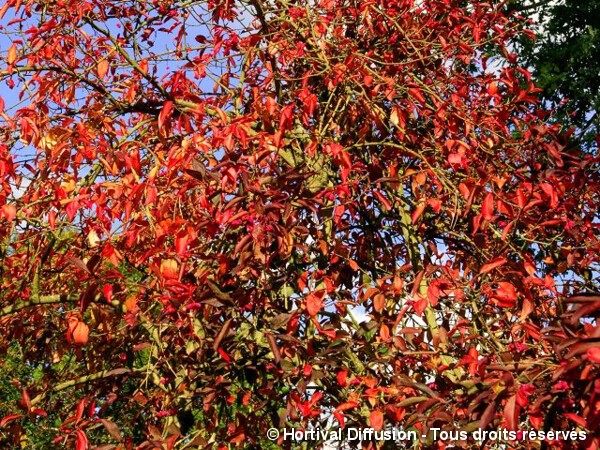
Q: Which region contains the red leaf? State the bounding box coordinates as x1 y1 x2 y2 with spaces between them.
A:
501 220 515 242
31 408 47 417
48 210 56 229
519 296 534 321
303 364 312 377
103 284 113 303
218 347 232 363
175 234 189 256
478 401 496 430
337 370 348 387
20 390 31 411
458 182 471 200
516 384 534 408
75 398 86 422
0 414 22 428
65 200 79 221
279 103 294 131
158 100 174 133
333 411 345 428
563 413 587 428
485 282 518 308
76 430 88 450
541 183 559 208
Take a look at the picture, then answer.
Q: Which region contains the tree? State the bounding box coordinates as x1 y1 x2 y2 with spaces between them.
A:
0 0 598 449
508 0 600 150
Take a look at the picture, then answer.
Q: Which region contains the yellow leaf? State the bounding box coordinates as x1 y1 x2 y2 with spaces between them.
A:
87 229 100 248
7 44 17 65
390 107 399 127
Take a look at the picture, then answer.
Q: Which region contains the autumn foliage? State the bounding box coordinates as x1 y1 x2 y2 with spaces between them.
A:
0 0 599 449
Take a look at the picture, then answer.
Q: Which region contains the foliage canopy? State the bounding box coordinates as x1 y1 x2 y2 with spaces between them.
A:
0 0 599 449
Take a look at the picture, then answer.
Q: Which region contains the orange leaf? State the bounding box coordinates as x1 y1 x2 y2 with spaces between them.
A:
380 324 390 341
160 258 179 280
1 204 16 221
336 401 359 412
519 296 534 322
408 87 426 104
482 192 494 220
370 410 384 431
373 293 385 313
587 347 600 363
479 257 507 275
458 182 471 200
96 59 109 78
0 3 9 21
73 321 89 346
306 292 324 317
411 202 426 224
125 296 138 313
503 395 519 431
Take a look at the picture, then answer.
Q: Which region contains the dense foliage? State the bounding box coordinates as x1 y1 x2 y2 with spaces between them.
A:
509 0 600 149
0 0 599 449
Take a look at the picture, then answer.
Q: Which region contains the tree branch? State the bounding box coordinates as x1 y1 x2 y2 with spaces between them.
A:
247 0 282 101
0 294 122 318
30 367 134 406
508 0 556 14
